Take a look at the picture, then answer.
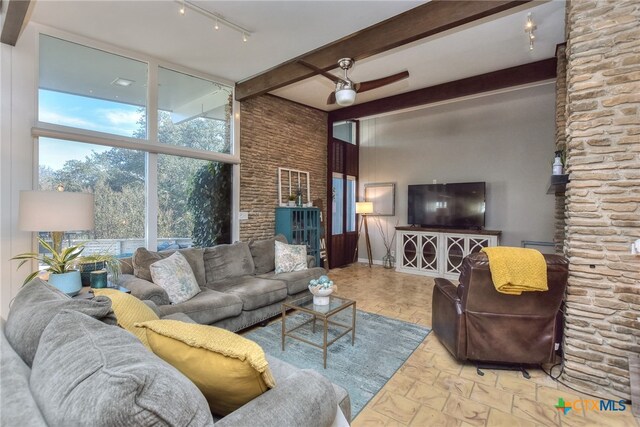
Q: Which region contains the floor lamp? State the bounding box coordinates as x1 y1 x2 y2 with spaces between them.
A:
354 202 373 267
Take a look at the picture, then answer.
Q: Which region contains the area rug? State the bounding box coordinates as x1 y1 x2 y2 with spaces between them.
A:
243 309 430 418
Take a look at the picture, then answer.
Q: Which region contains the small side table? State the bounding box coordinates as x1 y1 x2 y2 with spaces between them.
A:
282 295 356 369
73 286 130 300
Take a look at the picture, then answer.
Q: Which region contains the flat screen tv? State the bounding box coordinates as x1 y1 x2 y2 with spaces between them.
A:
408 182 486 229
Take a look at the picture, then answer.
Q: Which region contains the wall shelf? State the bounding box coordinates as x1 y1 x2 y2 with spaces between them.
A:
547 174 569 194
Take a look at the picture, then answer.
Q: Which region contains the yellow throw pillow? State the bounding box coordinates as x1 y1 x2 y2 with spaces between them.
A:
93 288 159 348
135 320 275 416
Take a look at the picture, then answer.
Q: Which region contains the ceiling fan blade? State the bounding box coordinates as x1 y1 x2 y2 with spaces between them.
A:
355 71 409 93
298 60 342 84
327 91 337 105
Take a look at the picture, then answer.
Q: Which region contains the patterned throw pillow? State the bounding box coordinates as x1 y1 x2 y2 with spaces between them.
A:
274 240 308 274
149 252 201 304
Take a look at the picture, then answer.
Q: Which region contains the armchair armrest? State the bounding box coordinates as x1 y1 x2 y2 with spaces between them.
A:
216 370 337 427
432 278 466 360
120 274 170 306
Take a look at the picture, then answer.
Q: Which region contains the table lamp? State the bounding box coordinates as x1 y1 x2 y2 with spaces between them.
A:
19 190 95 254
354 201 374 267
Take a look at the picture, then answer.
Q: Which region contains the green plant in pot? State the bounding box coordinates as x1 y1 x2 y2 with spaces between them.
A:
77 253 122 288
12 238 85 295
288 194 296 206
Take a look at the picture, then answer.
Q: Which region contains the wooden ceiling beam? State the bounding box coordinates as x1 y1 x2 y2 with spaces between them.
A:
1 0 32 46
328 57 557 122
235 0 533 101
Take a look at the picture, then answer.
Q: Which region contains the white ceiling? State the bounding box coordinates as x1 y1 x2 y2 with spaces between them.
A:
29 1 566 112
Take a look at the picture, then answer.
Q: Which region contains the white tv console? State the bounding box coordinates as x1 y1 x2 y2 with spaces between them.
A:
395 227 501 280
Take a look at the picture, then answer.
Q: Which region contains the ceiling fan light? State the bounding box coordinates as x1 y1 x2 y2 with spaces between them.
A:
336 88 356 106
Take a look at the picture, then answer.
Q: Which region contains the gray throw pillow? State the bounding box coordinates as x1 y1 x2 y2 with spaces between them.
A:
31 310 214 427
249 234 287 275
204 242 255 283
132 247 206 287
5 278 116 367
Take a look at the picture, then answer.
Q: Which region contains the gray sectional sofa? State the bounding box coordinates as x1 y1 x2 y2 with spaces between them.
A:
120 235 326 332
1 279 352 426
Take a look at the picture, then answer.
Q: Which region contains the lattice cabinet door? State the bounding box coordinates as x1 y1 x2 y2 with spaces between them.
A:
398 232 419 269
468 236 491 254
419 233 440 275
443 235 466 277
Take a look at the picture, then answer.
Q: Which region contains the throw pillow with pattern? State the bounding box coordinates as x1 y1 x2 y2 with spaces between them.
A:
274 240 308 274
149 252 201 304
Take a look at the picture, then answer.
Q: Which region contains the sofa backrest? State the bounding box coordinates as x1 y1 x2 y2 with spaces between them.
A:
248 234 287 275
132 247 207 288
204 242 255 283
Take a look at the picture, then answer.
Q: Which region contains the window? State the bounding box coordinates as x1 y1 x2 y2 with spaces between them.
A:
39 138 145 256
158 67 232 153
39 35 148 138
346 176 356 232
36 34 236 254
157 155 231 248
332 174 344 235
332 121 356 144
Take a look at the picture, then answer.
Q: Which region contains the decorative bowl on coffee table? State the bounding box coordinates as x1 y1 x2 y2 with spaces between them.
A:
308 275 335 305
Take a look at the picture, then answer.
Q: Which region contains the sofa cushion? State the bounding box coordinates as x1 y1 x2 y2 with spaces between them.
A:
137 319 275 416
5 278 115 366
157 288 243 325
266 354 351 423
208 277 288 311
274 241 308 274
30 310 213 426
248 234 287 275
204 242 255 282
1 321 47 427
132 247 206 288
93 288 159 348
150 252 201 304
258 267 326 295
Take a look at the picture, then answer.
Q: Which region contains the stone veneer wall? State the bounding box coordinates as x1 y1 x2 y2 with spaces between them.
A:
555 44 568 255
562 0 640 398
239 95 328 241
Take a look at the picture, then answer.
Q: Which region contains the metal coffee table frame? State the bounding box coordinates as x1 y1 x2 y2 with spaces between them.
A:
281 295 356 368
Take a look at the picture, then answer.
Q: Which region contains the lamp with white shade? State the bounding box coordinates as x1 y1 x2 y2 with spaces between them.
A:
354 201 374 267
17 190 95 294
19 190 95 253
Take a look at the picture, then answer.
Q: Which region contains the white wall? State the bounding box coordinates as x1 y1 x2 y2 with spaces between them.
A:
358 83 557 262
0 24 38 317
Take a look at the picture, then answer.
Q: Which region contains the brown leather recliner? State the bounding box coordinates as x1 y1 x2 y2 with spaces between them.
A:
432 252 568 365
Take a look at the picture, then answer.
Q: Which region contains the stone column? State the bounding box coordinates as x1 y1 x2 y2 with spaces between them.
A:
555 43 568 255
562 0 640 398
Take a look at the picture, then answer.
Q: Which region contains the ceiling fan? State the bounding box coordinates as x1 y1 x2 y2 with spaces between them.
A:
299 58 409 106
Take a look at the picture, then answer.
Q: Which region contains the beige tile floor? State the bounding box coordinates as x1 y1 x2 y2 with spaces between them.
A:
327 263 639 427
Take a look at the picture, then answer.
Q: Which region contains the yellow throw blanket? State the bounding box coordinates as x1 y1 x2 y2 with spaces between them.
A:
481 247 548 295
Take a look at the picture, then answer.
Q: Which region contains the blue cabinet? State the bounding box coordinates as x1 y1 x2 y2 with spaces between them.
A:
275 207 321 267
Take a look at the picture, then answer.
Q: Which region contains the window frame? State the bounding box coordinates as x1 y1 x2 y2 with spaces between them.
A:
32 26 241 248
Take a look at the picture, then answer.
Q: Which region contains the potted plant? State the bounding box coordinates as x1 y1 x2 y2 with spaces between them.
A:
288 194 296 207
12 238 85 295
77 253 122 287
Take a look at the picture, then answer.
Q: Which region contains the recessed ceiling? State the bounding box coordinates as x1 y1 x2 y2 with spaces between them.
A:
29 1 565 112
271 1 566 111
30 0 425 82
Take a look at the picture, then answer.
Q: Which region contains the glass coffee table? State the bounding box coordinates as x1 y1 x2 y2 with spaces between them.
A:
282 295 356 368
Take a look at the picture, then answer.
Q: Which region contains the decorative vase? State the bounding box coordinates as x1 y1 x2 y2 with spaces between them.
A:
48 270 82 296
309 285 333 305
382 252 395 269
79 261 107 286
